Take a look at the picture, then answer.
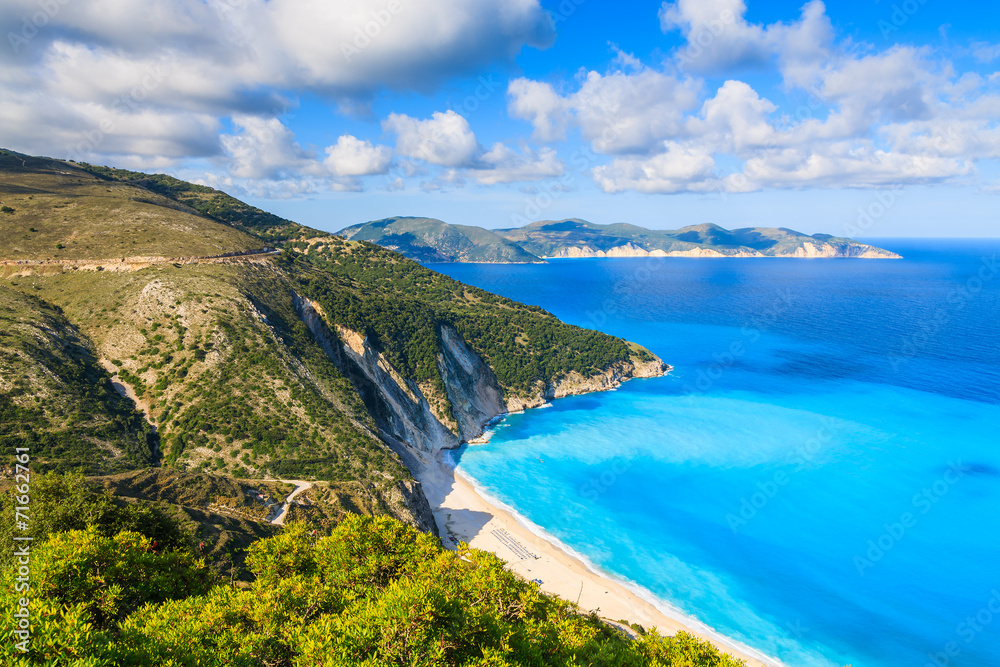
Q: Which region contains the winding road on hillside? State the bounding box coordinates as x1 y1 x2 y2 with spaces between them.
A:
268 480 314 526
0 247 280 268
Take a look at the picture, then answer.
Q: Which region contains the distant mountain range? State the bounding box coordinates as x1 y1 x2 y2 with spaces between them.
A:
336 217 902 262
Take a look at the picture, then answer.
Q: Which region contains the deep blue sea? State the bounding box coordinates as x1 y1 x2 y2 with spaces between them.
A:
429 239 1000 667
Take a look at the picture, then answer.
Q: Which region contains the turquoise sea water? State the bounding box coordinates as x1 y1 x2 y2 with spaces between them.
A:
430 240 1000 667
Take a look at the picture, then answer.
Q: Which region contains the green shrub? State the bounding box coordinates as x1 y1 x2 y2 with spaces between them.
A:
0 512 746 667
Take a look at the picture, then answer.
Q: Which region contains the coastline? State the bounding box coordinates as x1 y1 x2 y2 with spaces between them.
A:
415 449 780 667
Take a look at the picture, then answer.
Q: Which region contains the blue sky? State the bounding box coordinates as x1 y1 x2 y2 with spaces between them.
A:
2 0 999 236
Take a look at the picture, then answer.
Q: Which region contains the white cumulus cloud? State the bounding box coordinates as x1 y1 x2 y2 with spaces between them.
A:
0 0 553 164
383 110 479 167
324 135 392 176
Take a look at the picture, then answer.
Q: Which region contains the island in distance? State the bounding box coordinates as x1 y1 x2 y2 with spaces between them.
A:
337 216 902 263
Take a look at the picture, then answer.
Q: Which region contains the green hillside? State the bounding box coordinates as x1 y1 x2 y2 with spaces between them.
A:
337 216 544 263
0 286 157 474
0 149 659 520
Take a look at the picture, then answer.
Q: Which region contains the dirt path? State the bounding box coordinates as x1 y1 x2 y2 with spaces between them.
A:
0 247 279 269
267 480 314 525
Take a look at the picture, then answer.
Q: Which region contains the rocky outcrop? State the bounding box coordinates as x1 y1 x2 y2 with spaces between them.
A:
504 358 669 412
390 478 439 533
335 322 459 453
294 295 448 532
794 241 902 259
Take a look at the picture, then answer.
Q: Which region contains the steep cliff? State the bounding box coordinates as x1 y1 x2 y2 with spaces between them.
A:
295 292 667 457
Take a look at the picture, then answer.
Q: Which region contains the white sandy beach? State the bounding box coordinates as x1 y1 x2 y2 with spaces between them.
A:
416 450 777 667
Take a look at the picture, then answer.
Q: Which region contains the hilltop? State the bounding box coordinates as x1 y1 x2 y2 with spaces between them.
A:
336 216 901 261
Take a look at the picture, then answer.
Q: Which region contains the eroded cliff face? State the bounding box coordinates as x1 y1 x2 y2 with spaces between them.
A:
294 294 446 533
799 242 902 259
548 243 761 258
504 357 669 412
436 325 507 441
294 294 458 454
297 292 668 451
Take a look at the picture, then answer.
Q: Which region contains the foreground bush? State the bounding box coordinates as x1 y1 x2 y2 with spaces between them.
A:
2 515 745 667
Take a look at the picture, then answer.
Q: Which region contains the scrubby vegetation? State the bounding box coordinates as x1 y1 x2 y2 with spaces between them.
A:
0 286 157 474
287 239 654 396
0 473 745 667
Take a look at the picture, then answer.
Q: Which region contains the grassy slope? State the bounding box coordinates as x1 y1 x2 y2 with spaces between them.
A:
0 286 157 474
0 150 259 260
